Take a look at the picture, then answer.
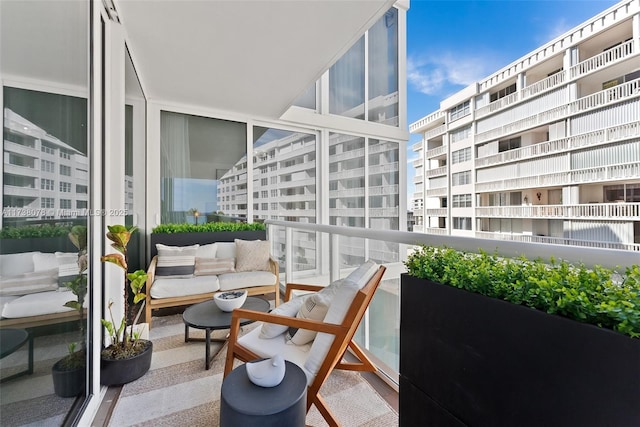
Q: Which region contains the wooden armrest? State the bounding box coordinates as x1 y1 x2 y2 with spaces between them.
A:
146 256 158 301
284 283 325 301
230 308 344 336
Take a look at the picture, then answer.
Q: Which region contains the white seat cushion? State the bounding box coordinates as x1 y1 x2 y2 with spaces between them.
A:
218 271 276 291
238 325 314 385
2 289 76 318
150 275 220 299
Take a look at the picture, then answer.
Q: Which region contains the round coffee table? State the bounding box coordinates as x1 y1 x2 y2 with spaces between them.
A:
0 328 33 383
183 297 270 370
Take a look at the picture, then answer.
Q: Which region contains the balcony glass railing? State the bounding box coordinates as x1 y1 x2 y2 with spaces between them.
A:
266 220 639 384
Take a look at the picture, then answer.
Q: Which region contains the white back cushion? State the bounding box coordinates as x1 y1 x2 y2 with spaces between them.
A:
0 252 38 277
216 242 236 259
196 243 217 259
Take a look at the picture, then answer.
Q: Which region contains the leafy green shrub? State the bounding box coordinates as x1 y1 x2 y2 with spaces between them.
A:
151 222 266 234
0 224 72 239
405 246 640 338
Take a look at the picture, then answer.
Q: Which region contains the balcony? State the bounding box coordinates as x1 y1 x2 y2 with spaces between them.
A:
426 208 447 216
423 124 447 140
475 230 640 252
426 166 447 178
569 40 635 79
409 110 446 133
476 202 640 220
475 77 640 144
426 187 448 197
412 141 422 152
426 144 447 159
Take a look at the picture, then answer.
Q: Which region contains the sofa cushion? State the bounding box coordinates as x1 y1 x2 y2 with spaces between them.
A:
0 268 59 296
0 252 37 277
260 297 305 339
218 271 277 291
196 243 217 259
155 244 199 277
194 257 235 276
216 242 236 259
33 252 58 271
234 239 270 272
149 275 220 299
1 289 76 318
286 291 332 345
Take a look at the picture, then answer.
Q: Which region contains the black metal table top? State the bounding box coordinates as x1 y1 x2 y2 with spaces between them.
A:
0 328 29 359
182 297 270 330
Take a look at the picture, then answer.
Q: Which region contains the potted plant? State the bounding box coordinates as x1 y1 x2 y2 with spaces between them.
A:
400 246 640 427
100 225 152 386
51 225 88 397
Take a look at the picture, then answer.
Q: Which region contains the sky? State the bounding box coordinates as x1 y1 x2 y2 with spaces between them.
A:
405 0 621 199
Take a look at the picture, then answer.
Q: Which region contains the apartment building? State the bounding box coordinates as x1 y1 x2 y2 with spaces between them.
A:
3 108 89 223
411 0 640 251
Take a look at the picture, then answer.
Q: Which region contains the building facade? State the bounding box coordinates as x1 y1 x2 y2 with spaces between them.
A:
411 0 640 251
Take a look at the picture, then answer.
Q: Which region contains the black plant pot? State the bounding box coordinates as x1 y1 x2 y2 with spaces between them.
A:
400 274 640 427
100 340 153 386
52 358 85 398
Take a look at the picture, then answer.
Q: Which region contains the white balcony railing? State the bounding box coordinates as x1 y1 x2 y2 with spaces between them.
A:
476 203 640 219
426 166 447 177
409 110 446 133
426 145 447 159
475 162 640 192
475 231 640 252
476 121 640 168
426 187 447 197
569 40 635 79
424 124 447 140
412 141 423 152
412 158 423 168
413 175 423 184
475 78 640 144
426 208 447 216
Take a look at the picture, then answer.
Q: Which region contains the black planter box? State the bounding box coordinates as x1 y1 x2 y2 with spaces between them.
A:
400 274 640 427
0 236 76 254
150 230 266 259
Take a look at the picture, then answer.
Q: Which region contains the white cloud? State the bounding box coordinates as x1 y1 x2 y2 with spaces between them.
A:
408 51 500 96
540 17 571 44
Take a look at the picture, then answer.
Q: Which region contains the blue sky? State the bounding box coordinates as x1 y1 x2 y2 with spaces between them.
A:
405 0 620 197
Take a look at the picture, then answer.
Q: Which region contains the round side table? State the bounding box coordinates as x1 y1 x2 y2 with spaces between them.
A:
220 360 307 427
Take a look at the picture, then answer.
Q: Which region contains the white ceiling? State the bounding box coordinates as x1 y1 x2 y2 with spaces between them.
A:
115 0 397 118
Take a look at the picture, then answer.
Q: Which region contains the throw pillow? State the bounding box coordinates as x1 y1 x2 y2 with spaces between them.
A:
196 243 218 259
234 239 270 272
33 252 58 271
0 268 58 296
259 297 305 339
286 292 332 345
155 244 199 277
194 257 235 276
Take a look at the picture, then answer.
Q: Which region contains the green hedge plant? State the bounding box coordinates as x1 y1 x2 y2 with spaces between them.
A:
0 224 72 239
405 246 640 338
152 222 266 234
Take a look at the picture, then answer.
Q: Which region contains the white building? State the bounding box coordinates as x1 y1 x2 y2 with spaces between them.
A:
411 0 640 251
3 108 89 222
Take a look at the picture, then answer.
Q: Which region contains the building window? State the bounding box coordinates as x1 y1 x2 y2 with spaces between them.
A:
271 190 277 197
368 8 398 126
41 197 55 208
261 190 268 198
60 150 71 159
261 203 268 210
450 125 472 143
41 159 55 172
498 137 521 152
452 171 471 186
490 83 516 102
60 165 71 176
449 101 470 121
60 199 72 209
41 144 55 155
271 203 278 210
452 217 472 230
77 200 87 209
41 178 54 191
261 178 268 186
60 182 72 192
330 37 365 120
452 194 472 208
76 184 87 193
452 147 471 164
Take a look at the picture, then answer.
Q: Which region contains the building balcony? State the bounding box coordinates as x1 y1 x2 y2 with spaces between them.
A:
370 184 399 196
3 140 40 157
426 187 447 197
413 174 423 184
476 203 640 220
476 161 640 193
412 141 423 152
330 187 365 198
424 227 448 235
3 185 39 198
423 124 447 140
570 39 635 80
413 208 423 217
475 230 640 252
409 110 446 133
413 191 423 199
426 144 447 159
3 163 40 178
426 166 447 178
412 158 423 168
475 77 640 144
426 208 447 216
476 121 640 168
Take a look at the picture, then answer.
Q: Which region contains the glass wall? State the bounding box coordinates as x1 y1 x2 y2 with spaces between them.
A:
253 127 317 275
1 0 91 423
160 112 246 223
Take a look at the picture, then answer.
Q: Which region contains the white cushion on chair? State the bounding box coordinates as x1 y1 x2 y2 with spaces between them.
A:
259 297 305 338
238 326 315 385
150 275 219 298
218 271 277 291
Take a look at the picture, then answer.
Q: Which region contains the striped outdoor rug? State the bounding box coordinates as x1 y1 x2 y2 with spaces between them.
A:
108 312 398 427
